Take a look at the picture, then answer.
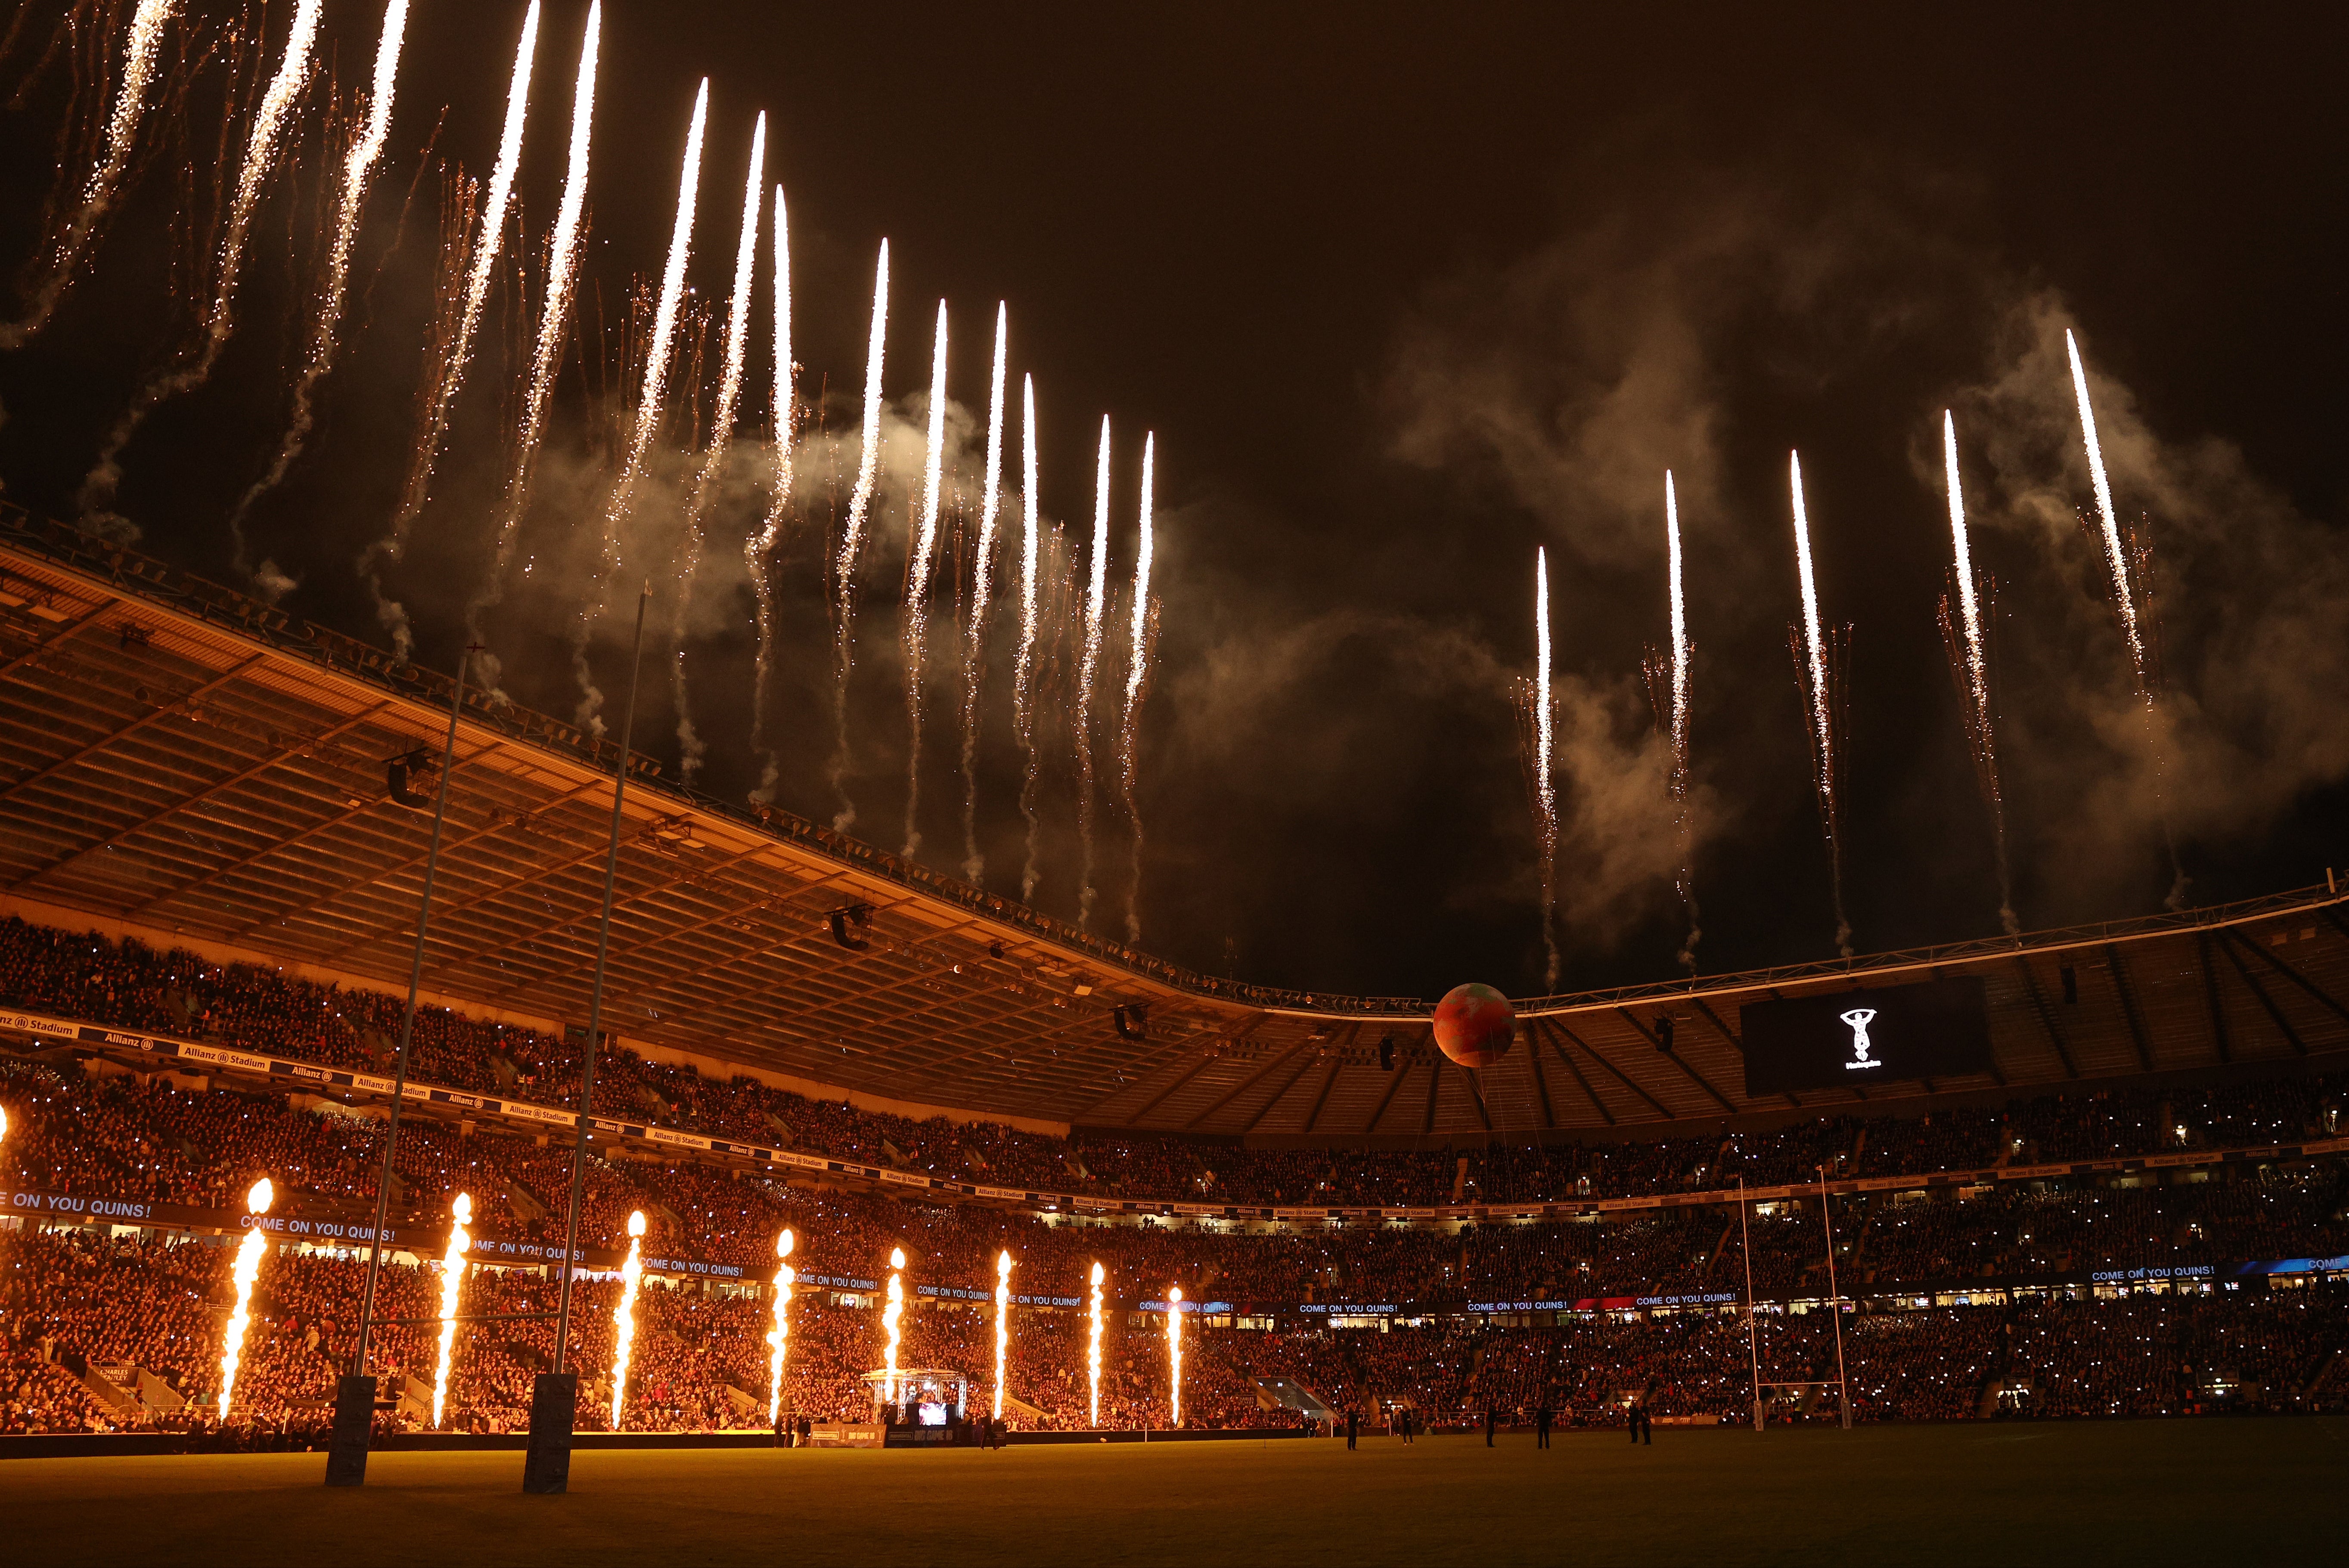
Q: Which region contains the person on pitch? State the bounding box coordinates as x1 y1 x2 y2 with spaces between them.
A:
1537 1401 1552 1449
1485 1405 1496 1447
1346 1406 1358 1450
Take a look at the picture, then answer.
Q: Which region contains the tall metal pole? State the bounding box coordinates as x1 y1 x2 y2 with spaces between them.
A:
1739 1174 1762 1432
1817 1164 1851 1429
552 589 648 1370
329 645 473 1486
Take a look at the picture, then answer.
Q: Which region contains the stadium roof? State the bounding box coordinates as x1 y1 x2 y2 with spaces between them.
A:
1 510 2345 1140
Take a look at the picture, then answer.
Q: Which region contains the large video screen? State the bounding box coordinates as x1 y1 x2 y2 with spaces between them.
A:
1740 977 1991 1096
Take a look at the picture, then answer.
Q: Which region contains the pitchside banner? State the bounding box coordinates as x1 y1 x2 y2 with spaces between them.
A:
1740 977 1991 1094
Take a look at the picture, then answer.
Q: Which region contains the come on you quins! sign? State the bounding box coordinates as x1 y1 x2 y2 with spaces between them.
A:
1739 978 1992 1096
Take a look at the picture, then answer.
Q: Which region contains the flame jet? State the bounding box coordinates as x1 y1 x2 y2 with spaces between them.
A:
881 1247 906 1408
469 3 602 670
1118 435 1157 945
217 1178 274 1420
1167 1285 1184 1428
371 0 540 649
1788 452 1852 957
79 0 325 536
829 241 890 830
902 301 951 859
1015 376 1043 899
993 1250 1012 1422
766 1230 795 1427
610 1210 646 1429
671 112 768 786
1940 414 2017 934
1087 1260 1105 1428
1075 421 1112 930
574 80 708 733
748 186 795 800
962 305 1010 882
228 0 410 591
431 1192 472 1428
1 0 182 349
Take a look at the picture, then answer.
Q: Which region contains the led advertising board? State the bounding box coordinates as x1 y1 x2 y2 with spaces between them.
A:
1740 977 1991 1095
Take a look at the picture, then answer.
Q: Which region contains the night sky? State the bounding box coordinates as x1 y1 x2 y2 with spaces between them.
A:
1 3 2343 1004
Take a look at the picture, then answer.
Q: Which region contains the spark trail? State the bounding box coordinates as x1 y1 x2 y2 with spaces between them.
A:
747 184 794 799
1015 375 1043 899
227 0 408 594
366 1 538 654
829 240 889 830
671 112 767 786
1075 419 1111 930
573 79 707 733
961 304 1009 882
1531 545 1559 990
1117 434 1156 945
1 0 180 349
1665 472 1700 970
901 300 950 859
469 2 599 674
1939 413 2017 934
79 0 324 536
2066 329 2185 908
1788 451 1852 956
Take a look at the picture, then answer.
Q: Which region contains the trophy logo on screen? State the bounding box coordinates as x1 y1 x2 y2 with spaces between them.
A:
1840 1008 1881 1070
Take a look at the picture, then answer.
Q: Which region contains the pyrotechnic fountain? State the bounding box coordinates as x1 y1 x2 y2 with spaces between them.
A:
0 0 180 349
1118 434 1158 945
672 112 770 785
574 79 708 733
748 186 796 799
993 1249 1012 1422
217 1178 274 1420
882 1246 906 1408
1939 414 2018 934
1166 1285 1183 1428
902 302 952 858
377 0 541 641
830 240 891 831
766 1229 795 1427
1076 422 1113 929
609 1209 647 1429
1016 376 1044 900
1788 451 1853 957
79 0 324 530
431 1191 472 1429
471 2 601 664
228 0 409 589
1087 1259 1105 1429
962 304 1011 882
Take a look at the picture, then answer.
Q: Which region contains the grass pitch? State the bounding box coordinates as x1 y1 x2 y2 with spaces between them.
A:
4 1422 2336 1566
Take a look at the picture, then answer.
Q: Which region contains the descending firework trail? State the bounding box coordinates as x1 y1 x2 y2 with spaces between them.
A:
227 0 408 592
961 305 1009 882
609 1210 645 1429
1015 376 1043 899
573 80 707 732
431 1191 471 1429
1117 435 1158 945
828 241 889 829
1086 1260 1105 1429
993 1249 1012 1421
1787 451 1853 957
766 1229 794 1427
747 185 795 798
901 301 951 858
671 112 767 786
217 1178 273 1419
369 0 539 647
1664 473 1700 970
469 2 599 671
1076 420 1112 929
0 0 180 349
1529 545 1560 991
2067 329 2187 909
1939 413 2017 935
78 0 323 534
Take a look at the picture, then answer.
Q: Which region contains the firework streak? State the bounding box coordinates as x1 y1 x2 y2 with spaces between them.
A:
962 304 1010 882
829 240 890 830
748 184 795 799
1016 375 1043 899
1077 419 1112 929
902 301 951 858
1118 434 1157 944
1532 545 1560 990
1664 472 1700 969
1939 413 2017 933
1788 451 1852 956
